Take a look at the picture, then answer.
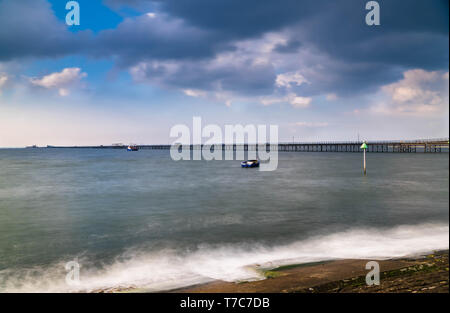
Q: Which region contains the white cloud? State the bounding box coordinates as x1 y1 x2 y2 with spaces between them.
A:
182 89 206 98
30 67 87 96
276 71 308 88
287 93 312 108
372 69 449 116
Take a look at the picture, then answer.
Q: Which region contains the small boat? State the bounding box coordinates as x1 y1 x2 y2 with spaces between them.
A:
241 160 260 168
127 145 139 151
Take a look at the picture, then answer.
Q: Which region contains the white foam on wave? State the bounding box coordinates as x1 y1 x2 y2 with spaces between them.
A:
1 223 448 292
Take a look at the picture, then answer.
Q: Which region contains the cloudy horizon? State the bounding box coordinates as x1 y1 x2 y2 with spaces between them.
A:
0 0 448 147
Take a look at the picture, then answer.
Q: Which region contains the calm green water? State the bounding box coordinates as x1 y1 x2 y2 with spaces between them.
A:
0 149 448 292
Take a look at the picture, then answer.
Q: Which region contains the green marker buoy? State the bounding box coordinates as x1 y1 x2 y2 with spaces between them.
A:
360 141 368 175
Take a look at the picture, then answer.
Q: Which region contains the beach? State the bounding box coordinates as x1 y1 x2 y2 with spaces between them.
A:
173 251 449 293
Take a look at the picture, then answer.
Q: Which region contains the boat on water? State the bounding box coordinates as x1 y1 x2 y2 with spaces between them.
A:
26 145 38 148
241 160 260 168
127 145 139 151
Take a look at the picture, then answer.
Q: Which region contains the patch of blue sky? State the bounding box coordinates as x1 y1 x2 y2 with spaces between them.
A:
48 0 123 32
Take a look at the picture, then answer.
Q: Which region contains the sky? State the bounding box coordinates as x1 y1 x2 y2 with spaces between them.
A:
0 0 448 147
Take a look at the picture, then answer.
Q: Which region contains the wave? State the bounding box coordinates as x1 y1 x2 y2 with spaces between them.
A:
1 223 448 293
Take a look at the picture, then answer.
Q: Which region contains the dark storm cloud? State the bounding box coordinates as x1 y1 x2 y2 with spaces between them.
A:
291 0 449 70
94 14 227 66
151 0 318 38
96 0 319 66
131 56 277 96
104 0 448 40
292 62 401 97
293 0 448 96
99 0 449 96
0 0 88 61
1 0 448 97
108 0 449 66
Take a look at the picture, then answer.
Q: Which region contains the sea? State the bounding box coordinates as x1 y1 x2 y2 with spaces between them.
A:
0 148 448 292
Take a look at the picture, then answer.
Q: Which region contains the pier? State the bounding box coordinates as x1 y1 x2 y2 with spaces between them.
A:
275 138 449 153
47 138 449 153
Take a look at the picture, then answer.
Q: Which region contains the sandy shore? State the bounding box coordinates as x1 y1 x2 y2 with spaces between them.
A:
170 250 448 293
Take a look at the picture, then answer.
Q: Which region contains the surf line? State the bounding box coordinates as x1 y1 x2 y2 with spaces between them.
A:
180 297 214 311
